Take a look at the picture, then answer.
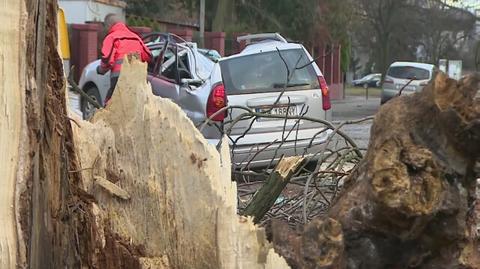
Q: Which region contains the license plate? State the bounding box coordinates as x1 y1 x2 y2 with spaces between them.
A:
396 84 416 91
255 106 298 120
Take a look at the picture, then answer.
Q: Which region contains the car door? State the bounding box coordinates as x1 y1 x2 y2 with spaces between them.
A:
174 44 216 124
148 43 208 122
148 44 180 100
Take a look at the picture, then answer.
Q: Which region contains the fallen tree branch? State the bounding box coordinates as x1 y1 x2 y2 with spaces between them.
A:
242 156 305 223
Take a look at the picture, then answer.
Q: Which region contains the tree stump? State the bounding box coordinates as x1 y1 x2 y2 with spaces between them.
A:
273 73 480 269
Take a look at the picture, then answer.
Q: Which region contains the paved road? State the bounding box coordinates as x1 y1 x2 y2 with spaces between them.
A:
331 96 380 149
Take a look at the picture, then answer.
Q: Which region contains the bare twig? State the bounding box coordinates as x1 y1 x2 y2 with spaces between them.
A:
198 46 373 227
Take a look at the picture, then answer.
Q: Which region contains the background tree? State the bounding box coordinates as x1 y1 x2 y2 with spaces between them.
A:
420 0 477 65
175 0 354 68
126 0 175 18
353 0 423 75
352 0 477 76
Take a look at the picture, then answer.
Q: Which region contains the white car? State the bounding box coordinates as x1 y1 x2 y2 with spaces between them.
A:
219 33 332 168
381 61 436 104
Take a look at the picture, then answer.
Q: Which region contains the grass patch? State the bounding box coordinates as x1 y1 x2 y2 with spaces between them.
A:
345 86 381 98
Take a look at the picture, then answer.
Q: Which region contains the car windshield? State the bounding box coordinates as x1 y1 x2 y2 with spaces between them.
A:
220 49 318 94
387 66 430 80
362 74 374 80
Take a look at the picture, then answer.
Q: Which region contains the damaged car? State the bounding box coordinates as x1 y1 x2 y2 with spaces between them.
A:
78 33 226 140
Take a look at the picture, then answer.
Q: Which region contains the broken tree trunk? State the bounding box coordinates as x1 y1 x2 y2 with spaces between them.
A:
273 73 480 269
69 56 291 269
0 1 24 268
243 156 304 224
1 0 291 267
1 0 91 268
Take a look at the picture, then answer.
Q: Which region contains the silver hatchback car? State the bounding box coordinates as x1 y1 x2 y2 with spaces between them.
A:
78 33 225 140
219 33 332 168
381 61 436 104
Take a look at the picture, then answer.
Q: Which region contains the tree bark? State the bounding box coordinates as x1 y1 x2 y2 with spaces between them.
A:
273 72 480 269
1 0 87 268
1 1 291 267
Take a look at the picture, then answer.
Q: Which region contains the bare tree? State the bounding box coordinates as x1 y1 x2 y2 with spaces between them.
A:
353 0 476 74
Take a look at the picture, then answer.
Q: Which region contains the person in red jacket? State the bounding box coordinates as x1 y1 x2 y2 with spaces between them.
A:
97 14 152 105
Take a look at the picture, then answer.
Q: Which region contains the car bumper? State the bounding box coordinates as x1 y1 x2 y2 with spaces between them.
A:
381 86 420 103
231 129 333 169
381 88 398 103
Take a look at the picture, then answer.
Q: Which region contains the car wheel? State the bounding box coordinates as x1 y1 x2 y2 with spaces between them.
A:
363 83 368 89
380 95 390 105
81 86 102 120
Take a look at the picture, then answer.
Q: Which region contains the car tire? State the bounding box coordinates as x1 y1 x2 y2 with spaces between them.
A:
380 95 389 105
81 86 102 120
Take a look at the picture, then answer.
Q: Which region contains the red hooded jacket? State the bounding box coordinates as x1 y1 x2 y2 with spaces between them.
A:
100 22 151 74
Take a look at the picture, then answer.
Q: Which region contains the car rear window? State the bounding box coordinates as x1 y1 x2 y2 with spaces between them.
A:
220 49 319 94
387 66 431 80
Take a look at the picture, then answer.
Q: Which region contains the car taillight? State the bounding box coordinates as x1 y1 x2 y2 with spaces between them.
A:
318 76 331 111
206 83 227 122
383 78 394 84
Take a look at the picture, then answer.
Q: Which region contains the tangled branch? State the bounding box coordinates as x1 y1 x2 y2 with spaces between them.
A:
198 47 373 227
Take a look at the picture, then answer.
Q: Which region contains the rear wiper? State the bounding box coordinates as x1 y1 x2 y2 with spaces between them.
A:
273 83 309 88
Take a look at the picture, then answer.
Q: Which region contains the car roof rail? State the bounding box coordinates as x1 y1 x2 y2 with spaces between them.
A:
237 33 288 44
142 32 189 45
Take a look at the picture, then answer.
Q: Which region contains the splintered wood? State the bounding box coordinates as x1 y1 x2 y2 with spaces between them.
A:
0 0 289 265
0 1 23 268
71 56 289 269
243 156 305 224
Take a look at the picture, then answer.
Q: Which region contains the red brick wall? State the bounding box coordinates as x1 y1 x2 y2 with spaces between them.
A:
230 32 249 55
314 44 343 100
167 28 193 41
71 23 100 82
204 32 225 56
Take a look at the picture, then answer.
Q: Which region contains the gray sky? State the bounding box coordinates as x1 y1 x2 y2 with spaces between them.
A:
449 0 480 10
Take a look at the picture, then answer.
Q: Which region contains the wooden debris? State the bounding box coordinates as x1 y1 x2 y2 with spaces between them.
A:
243 156 304 223
93 176 131 200
1 0 290 265
71 56 290 268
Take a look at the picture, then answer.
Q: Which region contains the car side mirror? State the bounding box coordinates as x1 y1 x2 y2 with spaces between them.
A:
181 78 203 87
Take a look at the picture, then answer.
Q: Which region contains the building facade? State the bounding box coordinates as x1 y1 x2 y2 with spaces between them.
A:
59 0 126 24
